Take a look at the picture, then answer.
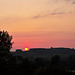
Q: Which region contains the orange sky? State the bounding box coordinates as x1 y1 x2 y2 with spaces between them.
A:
0 0 75 51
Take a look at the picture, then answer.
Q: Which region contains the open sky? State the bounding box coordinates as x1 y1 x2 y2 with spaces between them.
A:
0 0 75 51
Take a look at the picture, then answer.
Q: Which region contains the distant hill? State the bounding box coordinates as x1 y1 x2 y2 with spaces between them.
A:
11 47 75 60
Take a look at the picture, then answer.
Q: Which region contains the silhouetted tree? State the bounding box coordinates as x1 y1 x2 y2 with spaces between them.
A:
34 58 45 68
0 30 14 75
0 30 13 52
51 55 61 65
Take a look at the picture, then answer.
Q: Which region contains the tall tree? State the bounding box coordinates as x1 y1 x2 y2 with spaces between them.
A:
0 30 13 52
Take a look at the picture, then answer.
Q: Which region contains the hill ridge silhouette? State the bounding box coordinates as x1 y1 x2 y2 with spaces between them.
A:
11 47 75 60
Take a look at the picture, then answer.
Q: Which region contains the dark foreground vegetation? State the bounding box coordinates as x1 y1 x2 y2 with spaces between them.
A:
0 30 75 75
0 54 75 75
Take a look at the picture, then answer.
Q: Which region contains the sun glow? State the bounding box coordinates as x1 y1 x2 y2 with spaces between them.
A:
25 48 29 51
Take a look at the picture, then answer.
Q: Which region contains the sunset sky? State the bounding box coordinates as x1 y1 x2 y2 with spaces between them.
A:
0 0 75 51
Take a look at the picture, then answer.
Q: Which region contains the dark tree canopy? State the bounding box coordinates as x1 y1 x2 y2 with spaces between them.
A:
0 30 13 52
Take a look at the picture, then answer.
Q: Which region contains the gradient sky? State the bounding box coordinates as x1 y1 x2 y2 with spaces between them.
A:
0 0 75 51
